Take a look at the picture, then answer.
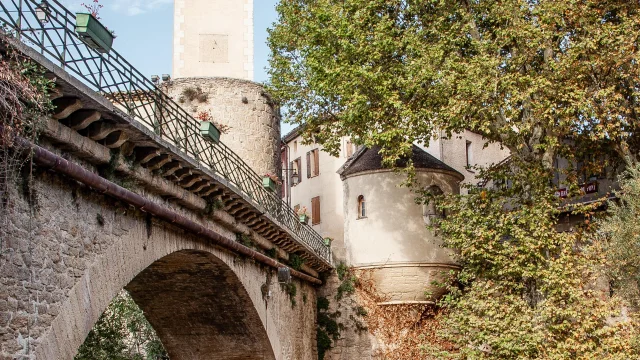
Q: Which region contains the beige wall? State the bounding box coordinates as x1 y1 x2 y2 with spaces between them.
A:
285 137 348 260
420 130 510 192
173 0 254 80
342 170 461 302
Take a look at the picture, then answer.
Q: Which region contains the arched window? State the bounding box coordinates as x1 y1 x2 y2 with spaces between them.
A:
423 186 444 226
357 195 366 219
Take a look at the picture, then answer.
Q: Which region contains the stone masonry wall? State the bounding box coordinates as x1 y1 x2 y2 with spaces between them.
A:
0 140 315 360
164 77 281 178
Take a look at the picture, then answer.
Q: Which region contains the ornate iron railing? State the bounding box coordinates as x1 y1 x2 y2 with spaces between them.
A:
0 0 332 265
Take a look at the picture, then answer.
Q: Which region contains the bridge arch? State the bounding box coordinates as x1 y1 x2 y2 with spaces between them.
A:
13 171 319 360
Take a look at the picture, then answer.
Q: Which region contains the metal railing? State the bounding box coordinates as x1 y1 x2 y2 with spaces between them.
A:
0 0 332 265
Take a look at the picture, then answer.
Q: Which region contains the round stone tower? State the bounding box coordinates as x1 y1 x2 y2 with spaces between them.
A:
164 77 280 176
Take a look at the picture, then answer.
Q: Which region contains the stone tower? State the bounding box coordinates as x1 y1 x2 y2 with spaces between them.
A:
170 0 280 177
173 0 254 80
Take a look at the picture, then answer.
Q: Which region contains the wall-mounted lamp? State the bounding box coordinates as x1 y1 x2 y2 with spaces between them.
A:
291 169 299 186
161 74 171 82
278 267 291 284
36 1 50 23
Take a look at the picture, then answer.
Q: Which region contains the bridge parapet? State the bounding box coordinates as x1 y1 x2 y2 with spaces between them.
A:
0 0 332 270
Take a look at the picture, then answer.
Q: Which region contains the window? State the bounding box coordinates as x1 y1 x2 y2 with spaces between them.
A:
345 140 354 158
290 158 301 186
293 140 297 153
311 196 321 225
423 186 444 225
357 195 366 219
465 141 473 170
307 149 320 178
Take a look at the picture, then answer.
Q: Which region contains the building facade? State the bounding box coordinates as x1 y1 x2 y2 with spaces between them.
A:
281 128 511 303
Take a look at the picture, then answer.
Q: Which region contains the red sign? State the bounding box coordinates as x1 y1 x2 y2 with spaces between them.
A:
555 182 598 198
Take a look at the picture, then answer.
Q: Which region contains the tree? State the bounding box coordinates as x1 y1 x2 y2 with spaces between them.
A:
75 290 168 360
268 1 640 358
268 0 639 170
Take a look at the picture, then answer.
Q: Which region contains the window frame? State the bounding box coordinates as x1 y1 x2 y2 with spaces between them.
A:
357 195 366 219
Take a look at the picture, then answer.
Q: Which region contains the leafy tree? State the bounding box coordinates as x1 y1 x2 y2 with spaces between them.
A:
268 0 640 358
268 0 639 170
600 165 640 308
75 290 168 360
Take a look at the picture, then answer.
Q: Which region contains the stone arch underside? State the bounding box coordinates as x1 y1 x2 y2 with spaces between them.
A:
125 250 276 360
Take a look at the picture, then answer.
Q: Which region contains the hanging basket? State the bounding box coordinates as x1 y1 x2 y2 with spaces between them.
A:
199 121 221 144
262 177 276 192
75 13 114 53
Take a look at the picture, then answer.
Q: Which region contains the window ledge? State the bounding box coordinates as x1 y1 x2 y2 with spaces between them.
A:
357 216 368 220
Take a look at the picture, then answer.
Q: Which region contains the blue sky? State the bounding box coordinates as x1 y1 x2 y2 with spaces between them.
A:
69 0 292 131
63 0 279 83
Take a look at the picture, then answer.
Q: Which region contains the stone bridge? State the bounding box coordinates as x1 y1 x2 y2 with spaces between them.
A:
0 1 332 359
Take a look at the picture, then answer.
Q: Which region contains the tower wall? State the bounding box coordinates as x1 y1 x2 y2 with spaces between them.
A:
165 77 280 177
173 0 254 80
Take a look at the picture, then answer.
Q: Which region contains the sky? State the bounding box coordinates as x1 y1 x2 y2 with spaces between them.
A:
62 0 280 83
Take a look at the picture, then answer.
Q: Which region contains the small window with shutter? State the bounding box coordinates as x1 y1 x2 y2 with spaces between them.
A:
307 149 320 178
311 196 321 225
346 140 354 158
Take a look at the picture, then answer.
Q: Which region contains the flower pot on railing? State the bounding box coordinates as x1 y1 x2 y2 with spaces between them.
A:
199 121 221 144
299 214 309 224
75 13 114 53
323 237 332 247
262 177 276 192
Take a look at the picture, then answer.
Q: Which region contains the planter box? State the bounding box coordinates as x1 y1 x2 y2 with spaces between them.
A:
199 121 221 144
323 237 332 247
262 177 276 192
299 214 309 224
75 13 114 53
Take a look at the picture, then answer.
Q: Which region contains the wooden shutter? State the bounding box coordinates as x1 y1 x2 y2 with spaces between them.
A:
289 161 294 186
311 196 320 225
306 151 311 178
313 149 320 176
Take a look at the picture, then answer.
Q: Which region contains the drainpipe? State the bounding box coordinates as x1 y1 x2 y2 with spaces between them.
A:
4 131 322 285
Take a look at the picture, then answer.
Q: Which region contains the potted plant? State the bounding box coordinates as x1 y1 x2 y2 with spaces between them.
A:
196 111 221 144
323 237 332 247
297 206 309 224
262 173 281 192
75 1 114 53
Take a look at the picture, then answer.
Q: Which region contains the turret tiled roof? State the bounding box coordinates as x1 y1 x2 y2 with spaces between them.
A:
337 145 463 180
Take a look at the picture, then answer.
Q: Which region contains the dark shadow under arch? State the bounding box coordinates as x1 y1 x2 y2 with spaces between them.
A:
124 250 276 360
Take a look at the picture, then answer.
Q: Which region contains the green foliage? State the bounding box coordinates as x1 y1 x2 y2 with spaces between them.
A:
265 247 277 259
75 290 168 360
204 197 223 215
269 1 640 358
316 297 341 360
236 233 254 248
288 253 305 271
282 282 298 307
424 158 640 359
335 264 357 301
268 0 639 170
335 262 349 281
600 164 640 307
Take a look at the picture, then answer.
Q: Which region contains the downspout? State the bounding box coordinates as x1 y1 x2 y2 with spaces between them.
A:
6 132 322 285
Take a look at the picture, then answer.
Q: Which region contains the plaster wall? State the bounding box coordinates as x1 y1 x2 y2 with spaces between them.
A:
342 170 460 302
173 0 254 80
285 136 349 261
439 130 510 190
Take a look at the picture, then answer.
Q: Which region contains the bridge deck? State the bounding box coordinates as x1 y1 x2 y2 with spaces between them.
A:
0 0 332 272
